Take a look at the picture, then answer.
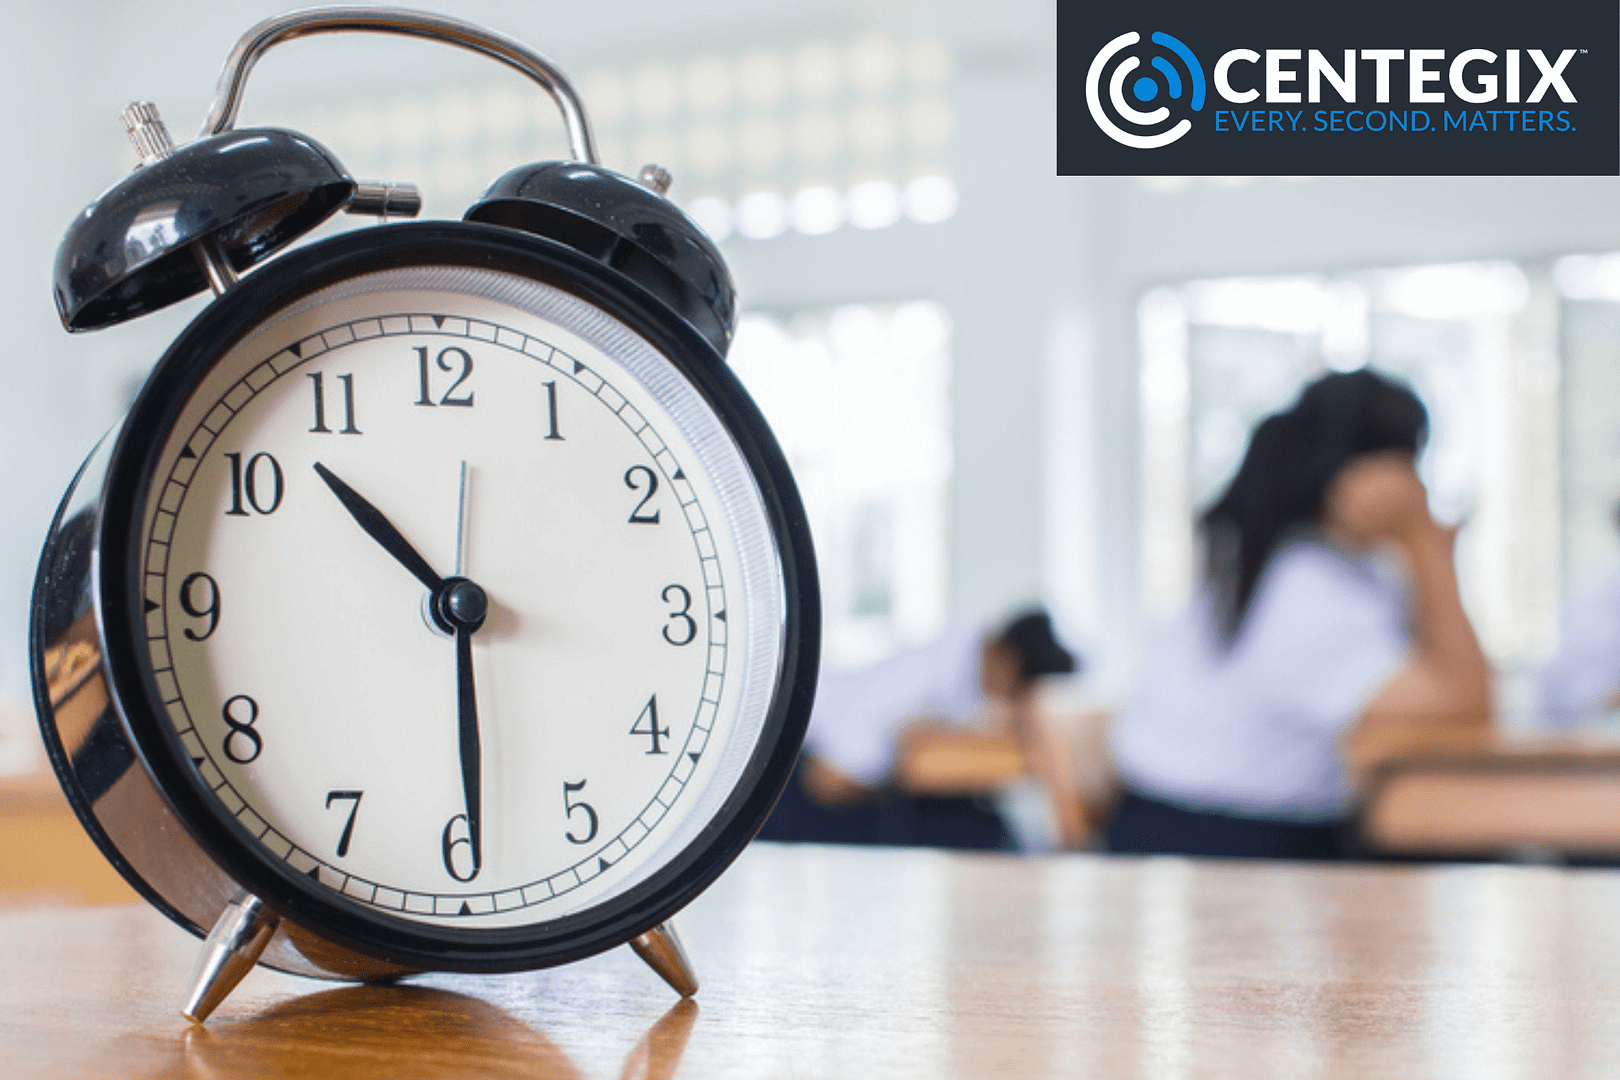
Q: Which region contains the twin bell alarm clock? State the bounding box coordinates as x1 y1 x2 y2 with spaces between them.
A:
32 7 818 1021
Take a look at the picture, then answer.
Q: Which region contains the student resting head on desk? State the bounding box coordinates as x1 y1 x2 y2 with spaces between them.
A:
755 609 1083 850
1108 369 1492 860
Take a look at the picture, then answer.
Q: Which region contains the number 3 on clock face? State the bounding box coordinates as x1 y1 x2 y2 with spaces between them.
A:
136 262 788 932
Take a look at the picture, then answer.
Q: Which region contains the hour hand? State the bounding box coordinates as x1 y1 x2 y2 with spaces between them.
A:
313 462 444 591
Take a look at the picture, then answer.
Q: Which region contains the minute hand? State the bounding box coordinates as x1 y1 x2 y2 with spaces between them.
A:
313 462 445 591
456 625 482 871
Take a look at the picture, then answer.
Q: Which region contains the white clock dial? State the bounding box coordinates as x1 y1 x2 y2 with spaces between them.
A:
136 266 784 929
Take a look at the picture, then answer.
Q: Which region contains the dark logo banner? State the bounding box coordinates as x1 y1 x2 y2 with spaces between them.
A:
1057 0 1619 175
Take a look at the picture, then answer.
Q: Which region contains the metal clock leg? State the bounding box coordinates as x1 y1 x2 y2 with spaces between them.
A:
181 893 281 1022
629 920 699 997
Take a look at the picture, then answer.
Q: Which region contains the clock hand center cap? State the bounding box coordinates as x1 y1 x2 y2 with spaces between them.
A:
434 577 488 634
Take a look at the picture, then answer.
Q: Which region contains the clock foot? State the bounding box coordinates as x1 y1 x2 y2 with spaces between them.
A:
181 893 281 1023
629 920 698 997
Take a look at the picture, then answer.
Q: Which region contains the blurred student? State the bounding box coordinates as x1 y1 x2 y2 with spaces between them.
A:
755 609 1085 849
1108 370 1491 859
1539 505 1620 725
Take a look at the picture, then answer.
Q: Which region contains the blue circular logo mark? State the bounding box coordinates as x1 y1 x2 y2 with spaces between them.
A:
1086 32 1205 149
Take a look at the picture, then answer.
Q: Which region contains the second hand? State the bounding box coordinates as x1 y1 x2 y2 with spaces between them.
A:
456 459 469 577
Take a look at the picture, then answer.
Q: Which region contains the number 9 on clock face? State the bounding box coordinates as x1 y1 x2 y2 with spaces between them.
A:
129 252 794 940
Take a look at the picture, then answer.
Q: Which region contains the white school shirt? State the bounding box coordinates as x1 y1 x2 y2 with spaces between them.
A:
1538 569 1620 725
804 623 987 786
1111 542 1409 821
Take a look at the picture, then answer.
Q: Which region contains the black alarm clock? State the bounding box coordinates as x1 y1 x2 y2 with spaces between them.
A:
32 7 817 1022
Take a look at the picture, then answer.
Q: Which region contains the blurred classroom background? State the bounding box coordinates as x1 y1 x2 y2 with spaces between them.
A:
9 0 1620 870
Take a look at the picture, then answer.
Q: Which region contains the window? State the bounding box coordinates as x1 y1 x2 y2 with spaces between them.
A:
730 302 952 667
276 34 958 242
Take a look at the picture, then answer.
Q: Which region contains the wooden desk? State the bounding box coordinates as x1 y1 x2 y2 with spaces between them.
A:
0 771 136 907
1360 733 1620 858
5 844 1620 1077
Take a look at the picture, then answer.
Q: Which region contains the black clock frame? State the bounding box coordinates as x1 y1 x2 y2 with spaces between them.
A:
83 220 819 973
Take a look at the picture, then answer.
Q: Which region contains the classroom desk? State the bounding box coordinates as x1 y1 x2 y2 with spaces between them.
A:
1360 732 1620 858
5 843 1620 1079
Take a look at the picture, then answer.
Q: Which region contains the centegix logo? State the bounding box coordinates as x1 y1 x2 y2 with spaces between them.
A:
1057 0 1617 175
1209 48 1575 107
1087 31 1206 149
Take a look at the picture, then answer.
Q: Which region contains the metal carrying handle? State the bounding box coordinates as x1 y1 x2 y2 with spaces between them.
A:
199 5 599 164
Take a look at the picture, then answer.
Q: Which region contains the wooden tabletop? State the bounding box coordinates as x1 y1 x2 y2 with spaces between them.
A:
6 843 1620 1077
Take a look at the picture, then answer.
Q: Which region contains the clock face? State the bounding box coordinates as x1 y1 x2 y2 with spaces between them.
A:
128 259 789 935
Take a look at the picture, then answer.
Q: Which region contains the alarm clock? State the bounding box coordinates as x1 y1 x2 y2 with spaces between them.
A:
31 7 817 1022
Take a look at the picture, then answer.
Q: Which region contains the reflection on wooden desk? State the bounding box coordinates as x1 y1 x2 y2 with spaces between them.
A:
7 844 1620 1078
173 987 695 1080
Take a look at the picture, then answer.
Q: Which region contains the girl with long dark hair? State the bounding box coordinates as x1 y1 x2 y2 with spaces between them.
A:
1107 370 1491 858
